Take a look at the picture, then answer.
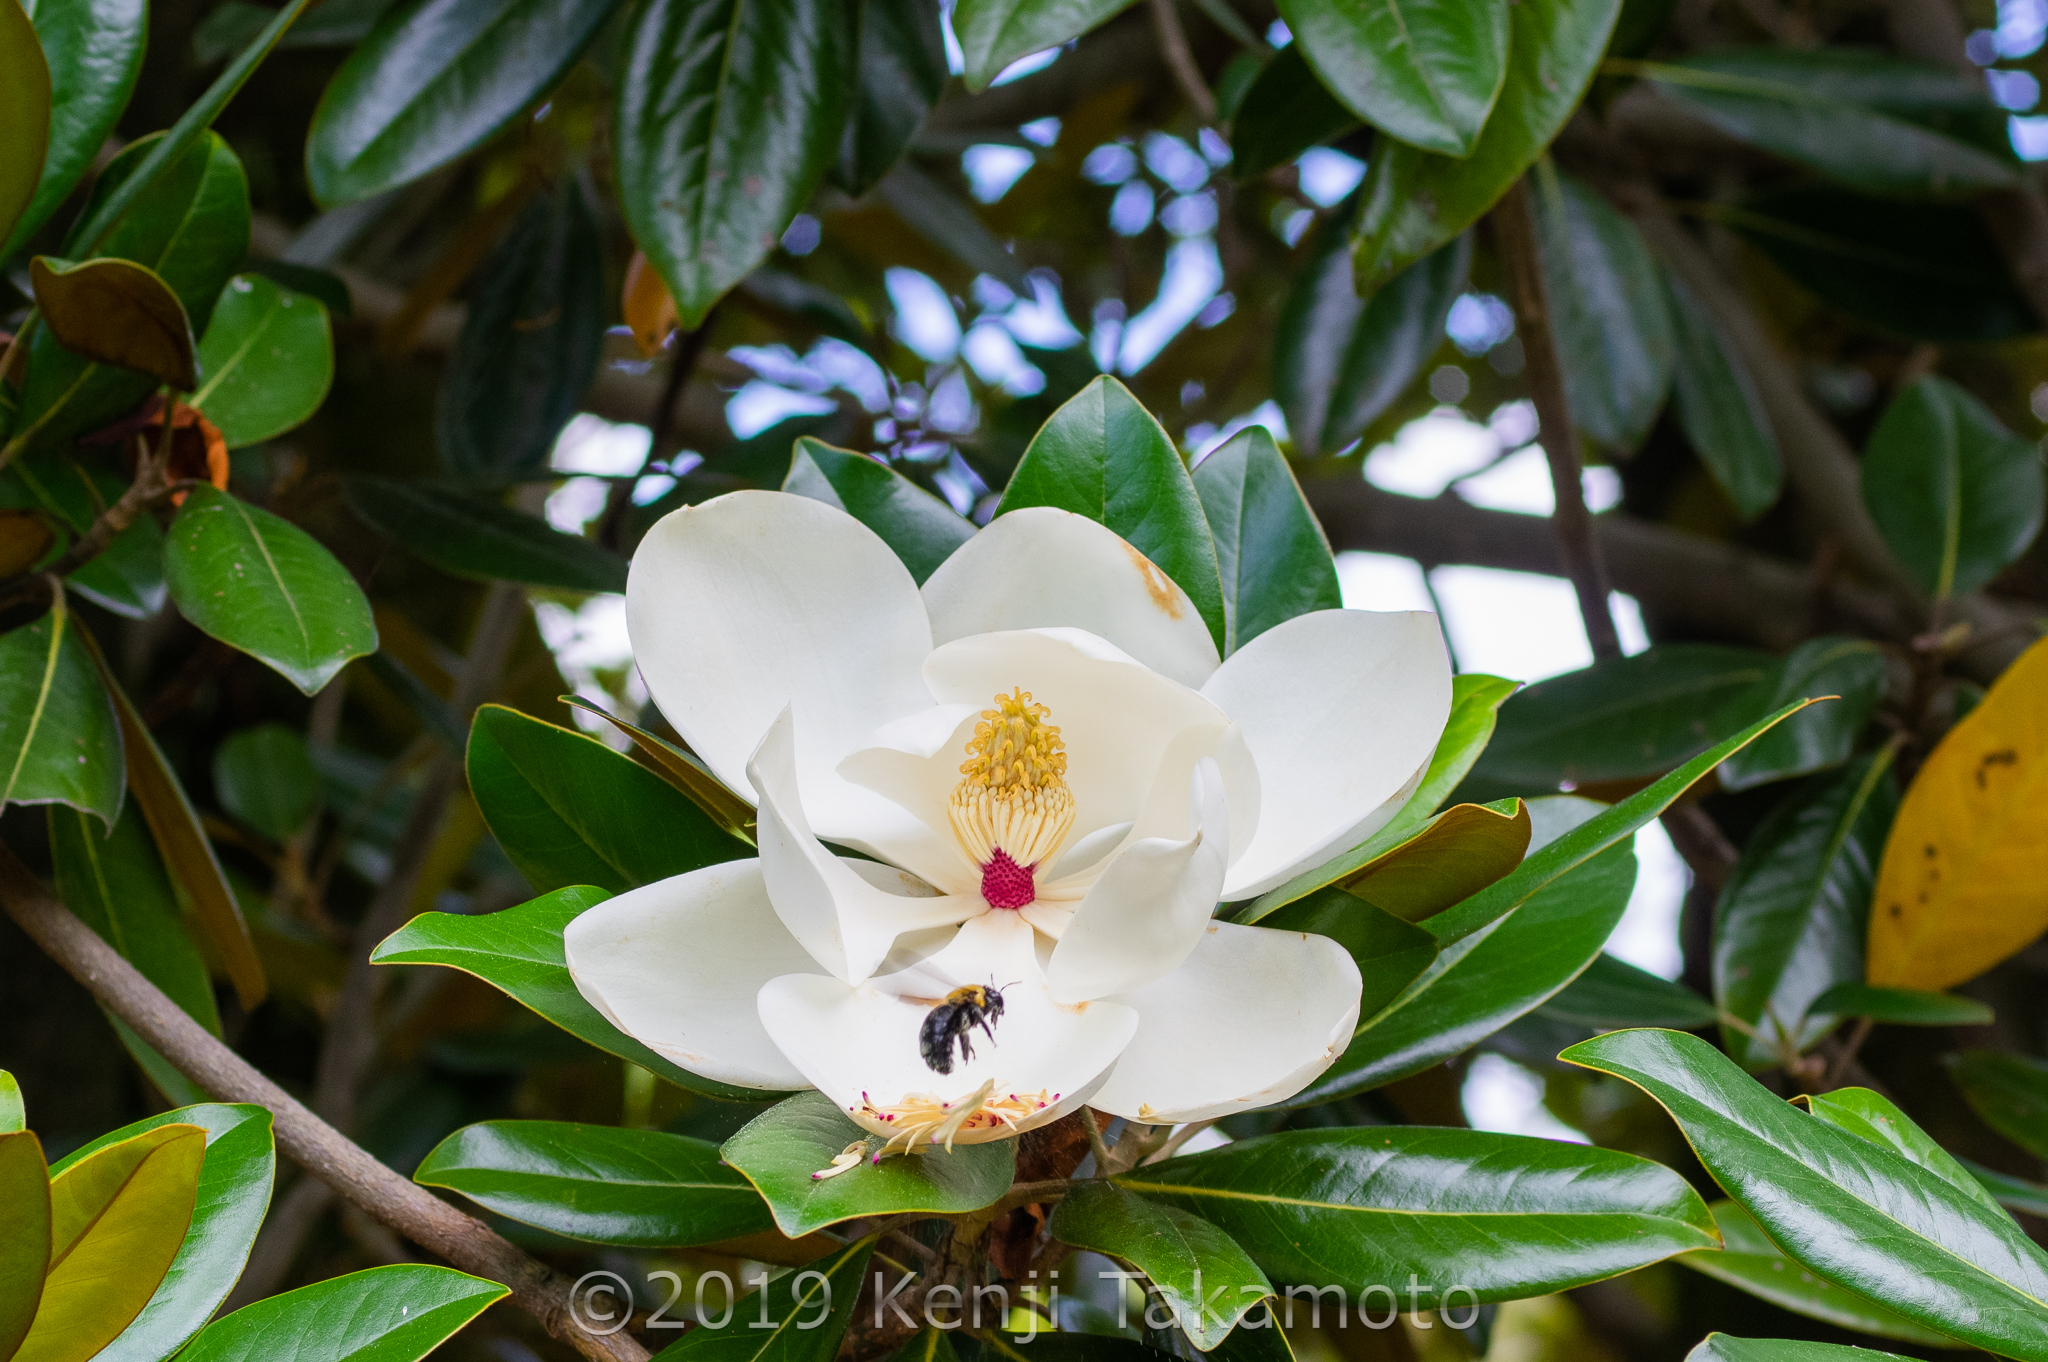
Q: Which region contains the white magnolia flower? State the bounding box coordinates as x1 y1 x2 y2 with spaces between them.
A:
565 491 1451 1148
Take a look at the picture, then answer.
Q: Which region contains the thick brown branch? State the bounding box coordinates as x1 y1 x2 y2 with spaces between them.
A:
0 856 649 1362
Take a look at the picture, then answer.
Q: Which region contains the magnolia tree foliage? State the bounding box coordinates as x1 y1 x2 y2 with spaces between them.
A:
3 2 2048 1362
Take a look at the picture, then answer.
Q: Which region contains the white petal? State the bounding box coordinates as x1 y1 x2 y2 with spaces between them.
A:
563 862 813 1091
834 704 983 895
751 707 983 982
627 490 933 838
1087 921 1363 1123
922 508 1220 689
757 912 1138 1142
1204 610 1452 900
922 628 1232 846
1044 758 1229 1004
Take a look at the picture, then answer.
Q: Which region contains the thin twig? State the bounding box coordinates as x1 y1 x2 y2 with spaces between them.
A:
1149 0 1217 123
1824 1017 1877 1090
1490 173 1623 661
597 312 715 551
0 857 650 1362
1081 1107 1114 1174
1143 1118 1217 1165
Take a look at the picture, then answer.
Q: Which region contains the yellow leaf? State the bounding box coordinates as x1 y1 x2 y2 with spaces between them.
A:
1868 633 2048 989
0 1129 51 1362
13 1124 205 1362
1343 799 1532 922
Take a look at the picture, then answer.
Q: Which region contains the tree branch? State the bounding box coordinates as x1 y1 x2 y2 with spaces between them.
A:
1490 174 1624 661
1149 0 1217 123
0 855 650 1362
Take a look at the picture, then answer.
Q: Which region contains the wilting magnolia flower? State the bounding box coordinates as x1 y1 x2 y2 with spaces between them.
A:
566 491 1450 1151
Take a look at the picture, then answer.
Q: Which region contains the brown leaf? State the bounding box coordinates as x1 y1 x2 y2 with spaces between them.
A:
0 511 53 578
29 256 198 391
622 249 678 358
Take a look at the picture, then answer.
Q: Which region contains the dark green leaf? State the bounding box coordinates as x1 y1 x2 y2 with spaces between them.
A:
191 274 335 447
1540 953 1718 1030
720 1092 1014 1237
1676 1200 1955 1348
1121 1126 1716 1304
996 375 1226 651
1276 0 1506 156
415 1120 773 1246
0 591 123 826
344 478 629 593
305 0 625 204
467 703 750 893
783 437 975 585
951 0 1133 92
1714 751 1897 1067
213 722 322 841
1727 188 2038 343
1685 1338 1912 1362
372 885 771 1100
2 452 172 617
1716 637 1888 792
616 0 852 327
438 178 606 482
836 0 947 195
1801 1086 2006 1217
1251 890 1439 1040
558 696 757 843
165 486 379 695
1228 44 1359 181
647 1234 875 1362
1274 215 1467 458
240 259 354 319
1667 268 1782 521
1810 983 1991 1027
1947 1051 2048 1162
0 0 145 263
178 1264 507 1362
1861 375 2045 601
1049 1182 1271 1350
1531 167 1674 453
1961 1159 2048 1219
1191 425 1341 652
48 1104 276 1362
30 255 198 390
1354 0 1621 287
1563 1027 2048 1361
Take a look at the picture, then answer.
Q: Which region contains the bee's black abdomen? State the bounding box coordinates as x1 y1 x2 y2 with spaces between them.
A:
918 983 1009 1075
919 1008 961 1075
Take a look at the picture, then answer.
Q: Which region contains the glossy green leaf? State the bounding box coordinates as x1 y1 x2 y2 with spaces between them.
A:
0 0 145 263
0 1071 20 1132
997 376 1226 650
49 1104 276 1362
1810 983 1991 1027
1801 1086 2006 1217
1716 638 1887 792
306 0 625 204
0 0 51 255
1564 1027 2048 1361
0 1128 49 1362
1049 1182 1271 1350
18 1123 207 1362
1427 700 1814 946
178 1265 507 1362
344 478 628 593
1676 1201 1955 1348
558 696 757 843
1122 1126 1716 1305
1276 0 1506 156
1294 838 1635 1103
165 486 379 695
13 132 249 451
1948 1051 2048 1162
952 0 1133 92
1191 426 1341 653
1861 375 2045 602
2 453 170 618
616 0 851 328
373 885 768 1100
0 592 123 827
721 1092 1014 1237
1229 44 1359 181
836 0 948 196
1962 1160 2048 1219
438 178 606 482
1275 214 1467 458
646 1234 875 1362
1667 268 1782 521
213 723 322 841
1646 50 2016 197
1540 953 1718 1030
1728 188 2036 343
30 256 197 390
1685 1338 1911 1362
191 274 334 447
415 1120 773 1246
1257 888 1439 1030
1353 0 1621 287
784 438 975 585
468 704 751 893
1531 166 1674 452
1714 752 1897 1067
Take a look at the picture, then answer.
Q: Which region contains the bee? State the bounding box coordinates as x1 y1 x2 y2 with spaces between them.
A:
918 982 1011 1075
